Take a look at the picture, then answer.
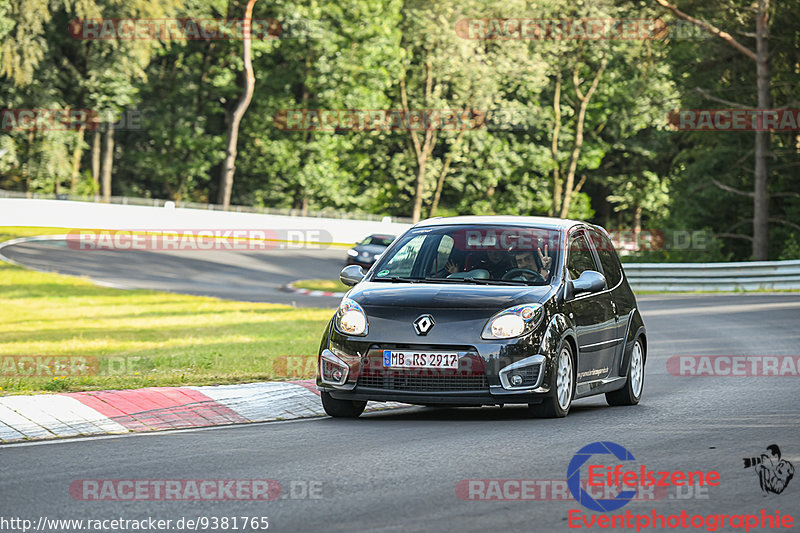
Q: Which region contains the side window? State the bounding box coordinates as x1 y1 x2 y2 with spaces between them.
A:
567 233 598 280
589 229 623 287
383 235 425 276
430 235 454 275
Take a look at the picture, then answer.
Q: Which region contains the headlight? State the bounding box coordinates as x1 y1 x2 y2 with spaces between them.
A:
347 249 359 257
481 304 543 340
335 298 368 336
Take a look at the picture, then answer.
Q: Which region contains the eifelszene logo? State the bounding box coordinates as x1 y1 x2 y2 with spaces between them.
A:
744 444 794 495
567 441 721 512
568 441 637 512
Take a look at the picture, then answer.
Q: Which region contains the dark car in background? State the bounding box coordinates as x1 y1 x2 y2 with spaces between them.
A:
318 216 646 419
345 234 395 268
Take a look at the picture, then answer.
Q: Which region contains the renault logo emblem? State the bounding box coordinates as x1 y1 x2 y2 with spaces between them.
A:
413 314 435 336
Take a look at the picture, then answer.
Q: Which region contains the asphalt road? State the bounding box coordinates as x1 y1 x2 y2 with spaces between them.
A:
0 238 345 307
2 293 799 533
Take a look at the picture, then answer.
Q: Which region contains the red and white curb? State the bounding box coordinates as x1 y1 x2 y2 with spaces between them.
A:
0 381 408 444
284 281 346 298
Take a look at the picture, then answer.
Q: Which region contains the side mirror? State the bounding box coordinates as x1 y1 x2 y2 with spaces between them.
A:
340 265 365 287
571 270 607 296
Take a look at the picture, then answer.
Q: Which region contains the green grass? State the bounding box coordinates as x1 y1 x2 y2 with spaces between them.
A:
1 227 333 394
291 278 349 293
0 226 75 242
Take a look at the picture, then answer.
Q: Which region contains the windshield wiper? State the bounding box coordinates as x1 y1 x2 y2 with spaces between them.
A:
423 277 530 286
372 276 536 286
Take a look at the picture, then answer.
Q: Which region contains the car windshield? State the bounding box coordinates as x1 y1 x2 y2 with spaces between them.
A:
370 225 560 285
360 235 394 246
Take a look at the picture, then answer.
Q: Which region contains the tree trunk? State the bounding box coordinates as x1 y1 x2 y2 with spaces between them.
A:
101 122 114 203
428 130 465 218
217 0 258 209
559 59 606 218
400 56 437 223
752 0 770 260
71 126 84 193
412 160 427 222
633 205 642 251
25 131 34 194
550 74 562 217
91 129 101 198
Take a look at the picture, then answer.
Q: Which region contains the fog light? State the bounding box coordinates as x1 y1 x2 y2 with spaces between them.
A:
320 352 349 386
510 374 523 386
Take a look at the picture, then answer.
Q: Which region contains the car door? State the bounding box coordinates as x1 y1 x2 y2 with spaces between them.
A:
587 228 629 372
564 230 617 385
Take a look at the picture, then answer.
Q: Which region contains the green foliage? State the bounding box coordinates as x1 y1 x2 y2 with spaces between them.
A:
1 0 798 260
779 234 800 261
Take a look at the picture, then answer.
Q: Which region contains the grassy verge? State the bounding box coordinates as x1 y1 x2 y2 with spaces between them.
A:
1 227 332 394
291 278 349 293
0 226 75 242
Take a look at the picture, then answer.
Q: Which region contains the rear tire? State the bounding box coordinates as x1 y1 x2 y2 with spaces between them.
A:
528 341 575 418
606 337 645 406
321 391 367 418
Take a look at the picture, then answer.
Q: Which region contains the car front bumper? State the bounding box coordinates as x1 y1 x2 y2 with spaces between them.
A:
317 345 553 406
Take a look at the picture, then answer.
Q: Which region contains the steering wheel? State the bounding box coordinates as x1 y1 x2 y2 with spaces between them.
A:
502 268 545 283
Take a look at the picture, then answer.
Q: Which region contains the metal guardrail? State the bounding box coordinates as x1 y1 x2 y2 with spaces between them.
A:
622 260 800 291
0 189 412 223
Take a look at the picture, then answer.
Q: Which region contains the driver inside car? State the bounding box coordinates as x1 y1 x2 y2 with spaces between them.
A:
446 249 513 279
511 248 551 279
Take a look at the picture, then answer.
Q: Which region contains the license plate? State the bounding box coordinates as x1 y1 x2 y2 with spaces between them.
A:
382 350 461 369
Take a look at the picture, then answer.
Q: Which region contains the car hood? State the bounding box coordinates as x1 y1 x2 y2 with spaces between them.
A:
348 281 555 311
353 244 388 255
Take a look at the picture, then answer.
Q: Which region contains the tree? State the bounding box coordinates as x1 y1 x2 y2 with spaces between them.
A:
655 0 772 260
217 0 257 208
549 57 607 218
398 0 546 222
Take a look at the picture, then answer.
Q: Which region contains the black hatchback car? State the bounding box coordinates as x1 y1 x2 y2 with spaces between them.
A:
317 216 646 418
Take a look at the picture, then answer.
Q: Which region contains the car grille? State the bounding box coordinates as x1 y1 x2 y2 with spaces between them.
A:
359 345 487 393
357 374 488 392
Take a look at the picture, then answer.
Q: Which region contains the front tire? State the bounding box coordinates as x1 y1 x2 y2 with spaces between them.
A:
528 341 575 418
321 391 367 418
606 337 645 406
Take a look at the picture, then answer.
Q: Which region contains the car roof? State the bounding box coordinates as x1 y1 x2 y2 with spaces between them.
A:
413 215 586 231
